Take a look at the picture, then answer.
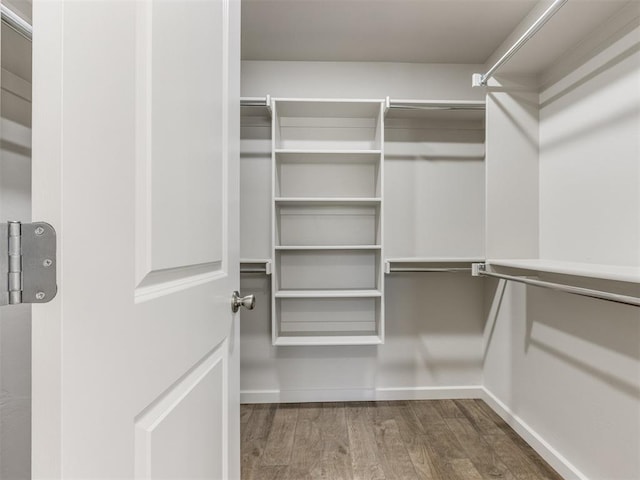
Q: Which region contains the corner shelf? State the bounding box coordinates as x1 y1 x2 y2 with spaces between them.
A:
271 98 386 346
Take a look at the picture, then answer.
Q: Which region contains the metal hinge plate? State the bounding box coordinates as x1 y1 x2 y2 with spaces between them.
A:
1 221 57 306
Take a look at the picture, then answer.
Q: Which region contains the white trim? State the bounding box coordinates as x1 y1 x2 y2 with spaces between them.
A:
240 386 484 404
480 387 589 480
134 263 225 303
375 386 483 401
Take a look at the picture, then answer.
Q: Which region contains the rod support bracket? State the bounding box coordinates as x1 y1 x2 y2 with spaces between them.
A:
472 263 486 276
472 73 485 87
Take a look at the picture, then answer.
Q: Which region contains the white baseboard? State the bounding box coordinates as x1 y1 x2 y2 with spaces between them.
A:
375 386 484 401
240 385 484 404
481 387 588 480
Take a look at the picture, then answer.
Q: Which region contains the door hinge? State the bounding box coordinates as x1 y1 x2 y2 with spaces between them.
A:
1 221 57 306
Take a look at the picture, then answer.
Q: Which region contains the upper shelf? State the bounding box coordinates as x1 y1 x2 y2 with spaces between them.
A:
273 98 383 118
487 259 640 284
273 98 384 151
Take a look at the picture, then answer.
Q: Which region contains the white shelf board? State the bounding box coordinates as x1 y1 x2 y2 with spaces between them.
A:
276 245 381 251
487 259 640 284
276 289 382 299
275 197 381 206
274 98 383 119
275 148 382 155
274 335 383 346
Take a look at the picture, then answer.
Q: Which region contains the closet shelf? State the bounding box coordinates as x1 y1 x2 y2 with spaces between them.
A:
487 259 640 284
275 148 382 155
276 245 381 251
274 335 383 346
275 197 381 206
275 289 382 299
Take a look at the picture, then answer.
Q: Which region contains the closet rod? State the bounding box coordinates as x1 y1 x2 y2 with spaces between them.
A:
1 5 32 41
241 96 269 107
477 266 640 307
240 259 272 275
387 101 485 111
472 0 567 86
240 267 268 274
389 267 472 273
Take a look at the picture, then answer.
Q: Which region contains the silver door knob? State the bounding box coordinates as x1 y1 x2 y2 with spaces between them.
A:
232 291 255 313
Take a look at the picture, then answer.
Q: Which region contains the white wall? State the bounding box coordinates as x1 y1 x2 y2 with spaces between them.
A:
240 61 488 402
539 28 640 267
241 61 485 101
483 21 640 480
0 22 32 480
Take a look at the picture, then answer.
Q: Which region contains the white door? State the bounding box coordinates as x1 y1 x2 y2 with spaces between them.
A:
30 0 241 478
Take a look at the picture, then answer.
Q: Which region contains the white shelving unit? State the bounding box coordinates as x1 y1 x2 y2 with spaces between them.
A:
271 98 385 345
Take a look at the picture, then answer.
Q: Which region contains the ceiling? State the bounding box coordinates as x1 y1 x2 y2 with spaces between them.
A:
241 0 540 63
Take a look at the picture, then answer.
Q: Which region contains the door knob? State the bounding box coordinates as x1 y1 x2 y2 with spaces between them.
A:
232 291 255 313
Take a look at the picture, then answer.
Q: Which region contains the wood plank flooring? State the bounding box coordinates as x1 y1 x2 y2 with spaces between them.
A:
241 400 564 480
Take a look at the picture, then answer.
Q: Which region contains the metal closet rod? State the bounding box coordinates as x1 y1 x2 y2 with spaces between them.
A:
389 267 471 273
241 96 270 107
478 267 640 308
1 4 32 41
242 97 485 111
473 0 567 86
387 101 485 111
240 259 272 275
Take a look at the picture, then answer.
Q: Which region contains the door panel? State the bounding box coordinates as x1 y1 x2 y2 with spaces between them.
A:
141 0 224 275
135 344 227 479
31 0 240 478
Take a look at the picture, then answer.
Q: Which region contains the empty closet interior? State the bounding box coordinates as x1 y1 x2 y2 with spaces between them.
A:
238 1 640 480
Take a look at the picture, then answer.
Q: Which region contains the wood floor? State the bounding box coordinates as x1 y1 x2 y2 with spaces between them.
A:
241 399 564 480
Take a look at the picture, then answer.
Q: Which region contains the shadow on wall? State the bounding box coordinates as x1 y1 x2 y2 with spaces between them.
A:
525 285 640 400
483 277 640 400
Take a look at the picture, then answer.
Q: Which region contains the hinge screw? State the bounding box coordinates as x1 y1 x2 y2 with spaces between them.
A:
35 227 45 236
35 292 46 300
43 259 53 267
